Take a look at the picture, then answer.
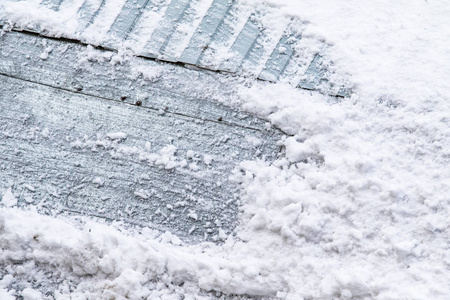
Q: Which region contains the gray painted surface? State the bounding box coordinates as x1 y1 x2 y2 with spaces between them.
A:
75 0 105 33
1 0 350 96
0 31 282 243
143 0 192 59
178 0 233 65
107 0 153 41
219 15 261 73
258 33 298 82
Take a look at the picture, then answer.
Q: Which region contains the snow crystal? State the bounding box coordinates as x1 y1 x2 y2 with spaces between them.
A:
92 177 104 187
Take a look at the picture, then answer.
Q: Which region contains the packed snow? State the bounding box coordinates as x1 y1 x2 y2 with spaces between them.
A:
1 0 450 299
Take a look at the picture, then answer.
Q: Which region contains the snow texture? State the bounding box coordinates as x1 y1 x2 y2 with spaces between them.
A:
1 0 450 299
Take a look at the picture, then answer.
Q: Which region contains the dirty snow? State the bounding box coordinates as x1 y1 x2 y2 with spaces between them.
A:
1 0 450 299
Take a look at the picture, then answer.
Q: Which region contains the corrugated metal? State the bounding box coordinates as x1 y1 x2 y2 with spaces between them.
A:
178 0 233 65
1 0 350 96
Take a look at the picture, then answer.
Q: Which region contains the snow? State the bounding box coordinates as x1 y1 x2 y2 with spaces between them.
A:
70 134 206 172
1 188 17 208
1 0 450 299
106 131 127 140
21 288 43 300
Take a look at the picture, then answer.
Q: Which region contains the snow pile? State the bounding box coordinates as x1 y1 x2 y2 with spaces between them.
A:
69 134 215 172
0 0 81 37
0 207 283 299
1 0 450 299
232 81 450 298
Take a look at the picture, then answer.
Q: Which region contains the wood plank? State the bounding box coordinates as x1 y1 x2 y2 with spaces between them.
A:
0 31 282 243
0 31 268 130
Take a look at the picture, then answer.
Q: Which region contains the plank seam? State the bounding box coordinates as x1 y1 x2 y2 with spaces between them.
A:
0 71 268 134
2 25 346 98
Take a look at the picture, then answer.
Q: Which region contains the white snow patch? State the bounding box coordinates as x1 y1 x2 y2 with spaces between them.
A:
1 188 17 208
106 132 127 140
77 45 113 64
130 64 164 82
203 155 213 165
21 288 42 300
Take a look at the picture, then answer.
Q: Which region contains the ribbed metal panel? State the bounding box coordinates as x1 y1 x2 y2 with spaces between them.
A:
179 0 233 65
2 0 350 96
107 0 152 41
258 32 298 82
76 0 104 33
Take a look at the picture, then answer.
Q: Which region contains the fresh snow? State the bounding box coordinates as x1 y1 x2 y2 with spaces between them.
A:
1 0 450 299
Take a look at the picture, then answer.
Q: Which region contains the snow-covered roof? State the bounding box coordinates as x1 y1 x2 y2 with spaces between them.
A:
0 0 350 96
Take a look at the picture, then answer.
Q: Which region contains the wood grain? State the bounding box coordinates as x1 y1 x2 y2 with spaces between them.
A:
0 31 282 243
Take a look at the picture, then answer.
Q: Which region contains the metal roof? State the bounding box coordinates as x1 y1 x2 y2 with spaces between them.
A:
0 0 350 243
1 0 350 97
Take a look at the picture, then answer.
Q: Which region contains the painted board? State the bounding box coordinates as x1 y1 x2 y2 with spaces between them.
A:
0 31 282 243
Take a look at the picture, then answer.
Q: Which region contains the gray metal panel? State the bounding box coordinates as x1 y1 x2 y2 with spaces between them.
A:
219 16 260 73
143 0 191 59
0 0 351 96
178 0 233 65
298 54 329 90
76 0 105 34
203 3 237 46
242 35 264 70
196 4 240 70
158 3 201 62
258 33 298 82
41 0 63 11
336 85 352 98
107 0 153 41
297 54 350 97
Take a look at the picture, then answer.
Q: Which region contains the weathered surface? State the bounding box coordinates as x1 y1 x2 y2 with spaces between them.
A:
0 31 282 243
0 0 350 96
